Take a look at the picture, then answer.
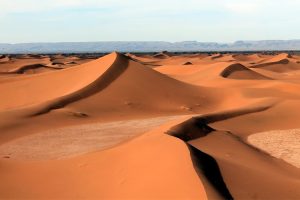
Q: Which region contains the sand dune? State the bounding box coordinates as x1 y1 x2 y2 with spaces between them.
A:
0 52 230 143
233 54 262 62
0 53 116 110
153 51 173 59
50 55 93 67
190 130 300 200
0 52 300 199
7 63 62 74
0 55 10 63
249 53 300 73
0 54 93 74
183 61 193 65
23 52 221 118
0 56 52 73
251 59 300 73
209 53 223 60
153 52 169 59
164 100 299 200
220 63 271 80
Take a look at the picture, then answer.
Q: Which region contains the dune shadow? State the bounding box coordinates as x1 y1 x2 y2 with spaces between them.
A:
188 144 233 200
166 103 277 200
30 53 129 116
167 102 274 141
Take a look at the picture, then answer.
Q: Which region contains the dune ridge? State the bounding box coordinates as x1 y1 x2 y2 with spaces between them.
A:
0 53 117 110
220 63 271 80
29 52 129 115
1 52 300 200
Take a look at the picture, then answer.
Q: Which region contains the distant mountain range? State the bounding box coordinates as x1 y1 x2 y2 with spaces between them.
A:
1 40 300 53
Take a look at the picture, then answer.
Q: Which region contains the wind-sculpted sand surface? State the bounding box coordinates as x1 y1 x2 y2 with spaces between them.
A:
0 52 300 199
0 115 187 160
248 129 300 168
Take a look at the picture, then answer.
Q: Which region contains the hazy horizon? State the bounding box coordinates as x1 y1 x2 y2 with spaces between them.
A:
1 39 300 45
1 0 300 43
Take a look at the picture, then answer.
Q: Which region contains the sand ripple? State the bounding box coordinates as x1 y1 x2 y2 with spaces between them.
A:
0 115 184 160
248 129 300 168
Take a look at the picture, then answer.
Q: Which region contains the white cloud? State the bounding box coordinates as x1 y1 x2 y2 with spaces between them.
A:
0 0 227 14
0 0 300 42
224 2 260 14
1 0 299 14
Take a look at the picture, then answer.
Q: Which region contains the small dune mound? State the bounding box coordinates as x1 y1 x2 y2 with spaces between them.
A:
233 54 262 62
251 56 300 73
210 53 223 60
221 63 271 80
190 54 209 59
183 61 193 65
153 51 172 59
27 54 44 59
16 54 45 59
50 55 80 66
51 60 64 65
161 51 173 56
268 53 291 62
262 58 290 65
9 64 60 74
153 53 168 59
286 53 293 58
0 55 10 63
65 61 77 65
50 54 65 60
218 54 235 62
206 53 236 62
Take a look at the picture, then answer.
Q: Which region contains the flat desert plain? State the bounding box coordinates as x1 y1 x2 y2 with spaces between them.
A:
0 52 300 200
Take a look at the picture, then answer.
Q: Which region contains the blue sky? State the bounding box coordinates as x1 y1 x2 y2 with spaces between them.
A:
0 0 300 43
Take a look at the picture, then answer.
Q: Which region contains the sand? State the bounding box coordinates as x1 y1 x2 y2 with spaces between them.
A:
0 52 300 199
0 115 189 160
248 129 300 168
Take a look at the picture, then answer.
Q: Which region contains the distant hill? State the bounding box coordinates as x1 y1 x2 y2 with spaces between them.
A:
1 40 300 53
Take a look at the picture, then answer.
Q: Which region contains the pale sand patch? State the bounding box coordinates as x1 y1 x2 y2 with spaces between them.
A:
248 129 300 168
0 115 188 160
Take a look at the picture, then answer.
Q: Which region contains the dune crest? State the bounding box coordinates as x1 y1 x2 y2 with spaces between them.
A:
1 52 300 200
0 52 118 110
220 63 271 80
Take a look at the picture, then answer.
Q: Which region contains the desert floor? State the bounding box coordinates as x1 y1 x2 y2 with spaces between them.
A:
0 52 300 200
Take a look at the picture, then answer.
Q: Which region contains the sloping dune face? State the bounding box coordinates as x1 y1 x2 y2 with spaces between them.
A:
250 53 300 73
0 52 300 200
220 63 271 80
233 54 262 62
0 53 115 110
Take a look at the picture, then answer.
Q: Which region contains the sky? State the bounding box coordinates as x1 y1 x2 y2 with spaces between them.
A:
0 0 300 43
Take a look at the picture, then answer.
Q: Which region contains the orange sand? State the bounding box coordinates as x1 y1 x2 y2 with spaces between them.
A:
0 52 300 199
